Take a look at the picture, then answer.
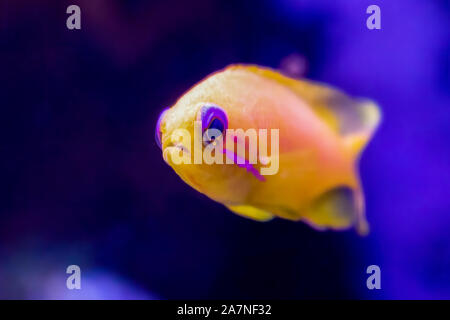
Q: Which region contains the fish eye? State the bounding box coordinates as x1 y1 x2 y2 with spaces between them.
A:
155 108 168 149
204 118 225 143
208 118 225 134
199 104 228 145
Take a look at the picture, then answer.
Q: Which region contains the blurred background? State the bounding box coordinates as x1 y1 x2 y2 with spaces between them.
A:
0 0 449 299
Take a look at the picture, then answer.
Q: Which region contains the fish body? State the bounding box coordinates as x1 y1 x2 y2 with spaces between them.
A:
156 65 380 234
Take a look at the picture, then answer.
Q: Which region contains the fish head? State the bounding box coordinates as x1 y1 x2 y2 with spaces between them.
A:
155 73 258 204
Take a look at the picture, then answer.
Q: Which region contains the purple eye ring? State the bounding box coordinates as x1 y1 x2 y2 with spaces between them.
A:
155 108 169 149
198 104 228 133
198 104 228 145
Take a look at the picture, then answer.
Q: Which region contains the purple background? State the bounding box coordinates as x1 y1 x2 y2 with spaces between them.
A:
0 0 449 299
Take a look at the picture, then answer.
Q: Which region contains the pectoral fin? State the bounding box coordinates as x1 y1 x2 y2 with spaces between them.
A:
227 205 274 222
302 187 369 235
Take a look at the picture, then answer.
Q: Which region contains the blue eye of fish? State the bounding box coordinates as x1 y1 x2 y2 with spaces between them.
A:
199 104 228 145
204 118 225 143
208 118 225 134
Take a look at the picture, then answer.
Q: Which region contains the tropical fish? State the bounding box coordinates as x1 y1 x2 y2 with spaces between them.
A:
155 65 381 235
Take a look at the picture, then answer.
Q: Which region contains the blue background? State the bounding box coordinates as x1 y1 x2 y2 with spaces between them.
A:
0 0 449 299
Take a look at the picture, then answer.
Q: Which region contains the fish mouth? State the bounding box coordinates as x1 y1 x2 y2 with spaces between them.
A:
163 143 265 182
169 142 190 155
163 143 191 164
162 144 204 190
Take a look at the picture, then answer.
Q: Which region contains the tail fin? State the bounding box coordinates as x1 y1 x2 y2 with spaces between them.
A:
353 185 369 236
344 100 381 157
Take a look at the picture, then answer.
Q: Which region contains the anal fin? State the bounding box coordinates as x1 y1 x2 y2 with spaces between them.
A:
227 205 274 222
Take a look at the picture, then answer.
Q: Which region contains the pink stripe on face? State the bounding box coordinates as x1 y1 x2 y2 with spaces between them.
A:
222 148 266 182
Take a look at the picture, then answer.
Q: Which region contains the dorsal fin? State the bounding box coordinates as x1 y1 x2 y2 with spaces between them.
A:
228 64 381 156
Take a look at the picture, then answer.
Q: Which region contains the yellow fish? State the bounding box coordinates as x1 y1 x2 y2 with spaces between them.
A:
155 65 381 235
